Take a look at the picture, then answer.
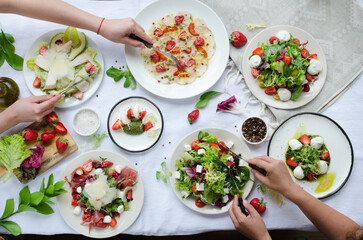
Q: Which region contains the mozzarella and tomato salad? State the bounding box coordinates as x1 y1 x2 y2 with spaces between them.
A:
285 134 330 181
111 105 160 137
249 30 323 101
174 131 250 209
65 157 138 231
140 11 216 85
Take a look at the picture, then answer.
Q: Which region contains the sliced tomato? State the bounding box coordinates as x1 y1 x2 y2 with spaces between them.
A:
171 47 181 54
195 199 205 208
320 150 330 160
178 31 188 41
300 134 311 145
127 189 133 201
193 37 205 46
112 119 122 130
209 142 220 150
264 86 276 95
183 48 192 54
309 53 318 59
127 108 134 119
196 46 207 58
155 64 166 72
301 48 310 58
286 157 298 167
33 77 41 88
191 184 199 194
177 59 185 71
307 172 315 181
155 47 168 61
252 47 264 56
305 73 314 82
269 36 278 44
293 38 300 45
144 122 153 131
226 161 235 168
251 68 261 78
283 56 292 66
175 15 184 25
153 28 164 37
109 218 117 228
82 159 93 172
191 140 201 150
186 58 196 67
139 111 147 120
165 40 176 51
150 51 160 63
163 26 178 34
188 23 199 36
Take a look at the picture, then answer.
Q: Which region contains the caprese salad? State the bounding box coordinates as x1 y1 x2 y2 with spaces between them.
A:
65 157 138 231
249 30 323 101
285 134 330 181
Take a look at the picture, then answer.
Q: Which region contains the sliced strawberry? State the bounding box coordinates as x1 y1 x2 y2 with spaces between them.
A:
305 73 314 82
171 47 181 54
226 161 235 168
33 77 41 88
183 48 192 54
186 58 196 67
40 132 56 142
90 65 98 76
139 111 147 120
283 56 292 66
155 64 166 72
320 150 330 160
301 48 310 58
302 84 310 92
22 129 38 141
286 157 298 167
56 137 68 154
127 108 134 119
84 62 93 72
144 122 153 131
252 47 264 56
193 37 205 46
165 40 176 51
309 54 318 59
188 23 199 36
178 31 188 41
177 60 185 71
293 38 300 45
101 161 113 167
82 160 93 172
127 189 133 201
153 28 164 37
112 119 123 130
300 134 311 145
269 36 278 44
264 86 276 95
251 68 261 78
175 15 184 25
54 122 68 134
71 91 83 100
39 46 48 55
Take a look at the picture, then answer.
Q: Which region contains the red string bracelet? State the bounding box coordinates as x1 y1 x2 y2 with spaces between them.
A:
97 18 105 35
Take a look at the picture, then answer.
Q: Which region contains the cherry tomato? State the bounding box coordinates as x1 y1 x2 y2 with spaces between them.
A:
195 199 205 208
183 48 192 54
175 15 184 25
320 150 330 160
155 64 166 72
186 58 196 67
193 37 205 46
71 199 78 207
196 46 208 58
191 184 199 194
165 40 176 51
153 28 164 37
209 142 220 150
293 38 300 45
178 31 188 41
269 36 278 44
150 51 160 63
307 172 315 181
252 47 264 56
127 189 133 201
251 68 261 78
264 86 276 95
283 56 292 66
301 48 310 58
191 140 201 150
225 161 235 168
171 47 181 54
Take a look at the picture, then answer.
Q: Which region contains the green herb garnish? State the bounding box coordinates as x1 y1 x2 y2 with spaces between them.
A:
156 161 172 183
195 91 221 108
89 131 108 149
106 66 136 89
0 30 23 71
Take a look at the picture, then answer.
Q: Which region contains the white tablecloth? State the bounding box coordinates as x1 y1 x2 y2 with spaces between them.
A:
0 0 362 236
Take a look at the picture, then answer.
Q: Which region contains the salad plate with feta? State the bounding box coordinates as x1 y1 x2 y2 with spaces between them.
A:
242 25 327 109
170 128 254 214
23 27 104 108
268 113 353 199
56 150 144 238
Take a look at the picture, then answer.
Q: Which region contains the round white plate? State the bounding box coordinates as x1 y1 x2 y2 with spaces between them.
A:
268 113 353 199
242 25 327 109
23 29 104 108
125 0 229 99
107 97 163 152
56 150 144 238
170 128 254 214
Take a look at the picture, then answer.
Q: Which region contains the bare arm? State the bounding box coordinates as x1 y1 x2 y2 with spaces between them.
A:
247 156 362 240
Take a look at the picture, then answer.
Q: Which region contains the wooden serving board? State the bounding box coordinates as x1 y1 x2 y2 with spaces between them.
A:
0 114 78 184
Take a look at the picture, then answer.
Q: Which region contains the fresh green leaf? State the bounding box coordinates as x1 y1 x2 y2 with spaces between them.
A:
0 30 15 53
33 202 54 215
124 71 130 88
129 71 136 89
30 191 44 206
4 33 15 43
19 186 31 206
17 204 37 213
162 175 167 183
54 180 66 191
4 52 23 71
203 184 221 204
106 67 124 82
156 171 161 179
40 178 46 193
291 85 302 101
167 171 172 177
89 132 108 149
198 131 209 140
0 51 5 68
195 91 221 108
55 189 67 195
1 199 14 219
0 220 21 236
161 161 166 171
45 185 54 196
283 63 292 77
46 174 54 190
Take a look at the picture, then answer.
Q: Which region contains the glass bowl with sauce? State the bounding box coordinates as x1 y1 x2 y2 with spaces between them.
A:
73 108 100 136
241 116 268 144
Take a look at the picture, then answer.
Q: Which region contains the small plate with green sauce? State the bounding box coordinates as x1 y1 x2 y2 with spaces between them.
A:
107 97 164 152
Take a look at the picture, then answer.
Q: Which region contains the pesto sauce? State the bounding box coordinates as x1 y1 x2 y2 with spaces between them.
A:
123 120 144 135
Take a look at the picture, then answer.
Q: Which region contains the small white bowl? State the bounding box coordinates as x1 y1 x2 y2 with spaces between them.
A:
241 116 268 145
72 108 100 136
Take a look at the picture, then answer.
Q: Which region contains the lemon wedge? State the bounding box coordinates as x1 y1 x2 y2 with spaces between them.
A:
63 26 80 47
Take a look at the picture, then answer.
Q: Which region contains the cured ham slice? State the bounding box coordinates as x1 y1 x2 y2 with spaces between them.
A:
117 166 138 189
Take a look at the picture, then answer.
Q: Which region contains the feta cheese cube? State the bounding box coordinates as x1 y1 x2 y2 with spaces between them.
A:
227 156 233 162
73 206 81 215
239 160 248 167
76 186 82 194
94 168 103 175
103 215 112 223
117 205 124 214
115 165 123 174
221 195 229 203
223 188 230 194
226 141 234 149
198 149 206 155
181 190 189 198
174 171 181 179
196 165 203 173
196 183 205 191
184 144 192 151
289 139 302 151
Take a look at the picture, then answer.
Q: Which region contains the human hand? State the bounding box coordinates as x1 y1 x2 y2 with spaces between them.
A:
99 18 154 48
247 156 298 196
228 196 271 240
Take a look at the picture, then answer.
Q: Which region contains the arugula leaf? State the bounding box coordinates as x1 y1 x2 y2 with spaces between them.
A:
156 161 171 183
0 221 21 236
291 85 302 101
1 199 14 219
161 161 166 171
195 91 221 108
106 67 124 82
89 132 108 149
19 186 31 206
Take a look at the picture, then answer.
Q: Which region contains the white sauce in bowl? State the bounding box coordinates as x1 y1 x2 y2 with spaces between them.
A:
73 108 100 136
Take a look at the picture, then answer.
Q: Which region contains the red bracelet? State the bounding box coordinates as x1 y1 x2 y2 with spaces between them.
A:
97 18 105 35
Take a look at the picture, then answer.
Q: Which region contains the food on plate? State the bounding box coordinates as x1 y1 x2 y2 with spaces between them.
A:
285 134 330 181
26 27 101 100
140 11 216 85
230 31 247 47
73 108 100 136
174 131 251 209
56 138 68 154
111 105 160 137
250 197 266 214
241 117 267 144
216 96 246 115
249 30 322 101
0 77 20 109
187 109 199 124
65 157 138 231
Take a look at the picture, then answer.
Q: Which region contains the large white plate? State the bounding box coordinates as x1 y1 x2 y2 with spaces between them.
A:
268 113 353 199
107 97 163 152
242 25 327 109
23 29 104 108
56 150 144 238
125 0 229 99
170 128 254 214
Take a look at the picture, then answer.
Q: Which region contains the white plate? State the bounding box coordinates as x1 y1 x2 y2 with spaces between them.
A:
169 128 254 214
125 0 229 99
56 150 144 238
107 97 163 152
242 25 327 109
23 29 104 108
268 113 353 199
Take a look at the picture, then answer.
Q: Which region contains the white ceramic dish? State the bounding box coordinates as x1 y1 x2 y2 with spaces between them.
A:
23 29 104 108
107 97 163 152
268 113 353 199
242 25 327 109
241 116 268 145
125 0 229 99
73 108 100 136
56 150 144 238
169 128 254 214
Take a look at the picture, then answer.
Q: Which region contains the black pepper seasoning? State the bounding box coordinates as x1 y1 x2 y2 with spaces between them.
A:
242 117 267 143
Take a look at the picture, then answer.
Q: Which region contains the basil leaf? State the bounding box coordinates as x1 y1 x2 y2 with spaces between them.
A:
0 30 15 54
17 204 37 213
123 71 130 88
45 185 54 196
195 91 221 108
19 186 31 206
33 202 54 215
4 52 23 71
0 220 21 236
1 199 14 219
198 131 209 140
5 33 15 43
0 51 5 68
291 85 302 101
106 67 124 82
129 72 136 89
30 191 44 206
283 63 292 77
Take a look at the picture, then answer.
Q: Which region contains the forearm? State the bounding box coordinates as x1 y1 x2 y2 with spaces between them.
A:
2 0 102 33
0 110 18 134
284 184 360 240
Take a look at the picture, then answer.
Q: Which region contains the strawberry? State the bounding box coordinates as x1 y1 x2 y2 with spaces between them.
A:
153 28 164 37
175 15 184 25
193 37 205 46
286 157 298 167
269 36 278 44
112 119 123 130
56 137 68 154
84 62 93 72
300 134 311 145
40 132 56 142
127 108 134 119
225 161 235 168
178 31 188 41
101 161 113 168
230 31 247 47
186 58 196 67
39 46 48 55
307 171 315 181
191 140 201 150
283 56 292 66
71 91 83 100
46 112 59 124
139 111 147 120
82 160 93 172
320 149 330 160
264 86 276 95
250 198 266 214
33 77 41 88
127 189 133 201
187 109 199 124
252 47 264 56
89 65 98 76
251 68 261 78
54 122 67 134
301 48 310 58
22 129 38 141
144 122 153 131
302 84 310 92
309 53 318 59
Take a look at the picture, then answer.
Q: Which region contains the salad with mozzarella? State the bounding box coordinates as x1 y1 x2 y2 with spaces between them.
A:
286 134 330 181
174 131 251 209
26 27 101 100
65 157 138 231
249 30 323 101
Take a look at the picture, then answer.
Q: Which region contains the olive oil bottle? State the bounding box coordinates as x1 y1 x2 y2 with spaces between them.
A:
0 77 19 109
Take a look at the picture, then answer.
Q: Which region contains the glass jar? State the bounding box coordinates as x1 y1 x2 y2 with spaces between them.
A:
0 77 19 109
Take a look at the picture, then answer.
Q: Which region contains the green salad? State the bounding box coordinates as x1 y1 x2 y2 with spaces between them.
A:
174 131 251 209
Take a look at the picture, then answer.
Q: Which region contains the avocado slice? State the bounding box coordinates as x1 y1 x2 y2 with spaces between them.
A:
50 33 64 48
69 32 87 61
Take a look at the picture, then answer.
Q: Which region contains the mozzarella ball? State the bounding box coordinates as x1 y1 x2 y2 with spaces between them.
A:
121 113 131 125
117 205 124 214
293 166 304 179
249 55 262 68
318 160 328 174
311 137 324 149
94 168 103 175
307 59 323 75
276 30 290 42
277 88 291 101
132 105 140 119
103 215 112 223
73 206 82 215
289 139 302 150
